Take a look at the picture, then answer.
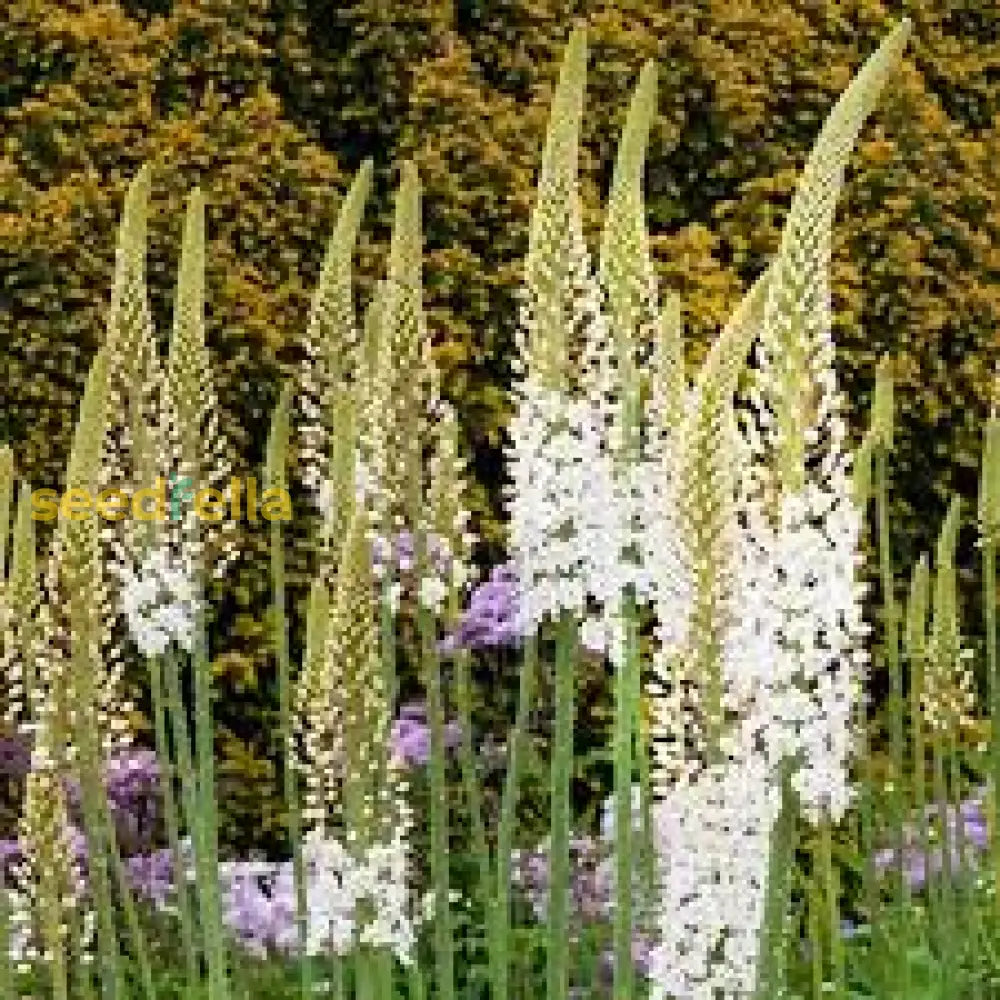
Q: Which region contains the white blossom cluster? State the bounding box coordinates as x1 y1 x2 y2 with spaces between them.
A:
648 740 780 1000
119 546 198 657
302 829 419 964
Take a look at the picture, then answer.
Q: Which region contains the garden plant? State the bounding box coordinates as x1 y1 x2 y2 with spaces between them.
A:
3 16 1000 1000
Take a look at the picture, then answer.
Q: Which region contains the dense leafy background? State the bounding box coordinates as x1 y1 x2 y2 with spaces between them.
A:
0 0 997 852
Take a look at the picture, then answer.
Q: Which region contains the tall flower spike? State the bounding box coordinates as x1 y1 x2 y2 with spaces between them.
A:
904 552 930 665
321 376 359 568
3 482 38 727
923 496 976 735
647 273 770 785
752 19 911 496
0 445 12 580
294 499 417 962
96 171 166 722
102 164 158 493
872 355 895 453
382 162 431 536
598 59 659 456
356 290 393 539
293 578 337 833
17 721 93 978
424 392 474 602
646 292 687 447
38 351 125 762
165 187 235 578
508 26 626 630
978 398 1000 550
266 382 293 493
327 502 387 845
299 160 373 501
515 25 587 393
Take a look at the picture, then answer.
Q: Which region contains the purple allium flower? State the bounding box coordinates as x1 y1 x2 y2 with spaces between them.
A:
390 703 461 767
874 792 991 892
513 834 651 987
126 847 177 907
219 861 298 957
64 749 161 853
439 562 523 653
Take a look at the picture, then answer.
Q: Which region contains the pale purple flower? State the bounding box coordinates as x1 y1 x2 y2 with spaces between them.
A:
874 791 991 891
64 749 161 852
220 862 298 956
126 847 177 907
439 562 523 653
390 703 461 767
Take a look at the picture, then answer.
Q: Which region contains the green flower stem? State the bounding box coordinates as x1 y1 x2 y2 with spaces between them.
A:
162 646 212 991
756 761 795 999
634 633 655 940
909 646 931 973
331 956 345 1000
376 948 393 1000
149 653 199 992
448 586 490 920
355 948 375 1000
613 590 638 1000
75 708 156 1000
876 448 906 903
68 582 125 1000
932 733 954 959
407 962 424 1000
985 535 1000 917
808 889 823 1000
419 592 453 1000
819 817 844 999
547 610 576 1000
493 636 538 1000
271 517 312 1000
0 872 12 1000
191 595 228 1000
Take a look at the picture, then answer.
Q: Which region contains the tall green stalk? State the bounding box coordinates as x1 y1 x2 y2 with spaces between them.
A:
547 611 576 1000
875 398 907 919
148 653 199 992
493 636 538 1000
0 446 11 579
978 405 1000 917
420 587 453 1000
266 383 311 1000
987 535 1000 916
191 596 229 1000
613 591 638 1000
0 873 13 1000
273 513 312 1000
819 818 844 999
755 761 796 999
448 587 490 923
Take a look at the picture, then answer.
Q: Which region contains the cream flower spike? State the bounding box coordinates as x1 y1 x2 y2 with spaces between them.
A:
299 159 372 502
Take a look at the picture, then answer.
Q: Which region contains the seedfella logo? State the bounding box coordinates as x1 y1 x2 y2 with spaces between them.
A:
31 476 292 524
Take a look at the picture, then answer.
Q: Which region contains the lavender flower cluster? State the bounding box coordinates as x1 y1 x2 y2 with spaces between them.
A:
874 789 991 891
511 790 653 991
439 562 522 653
390 703 461 767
